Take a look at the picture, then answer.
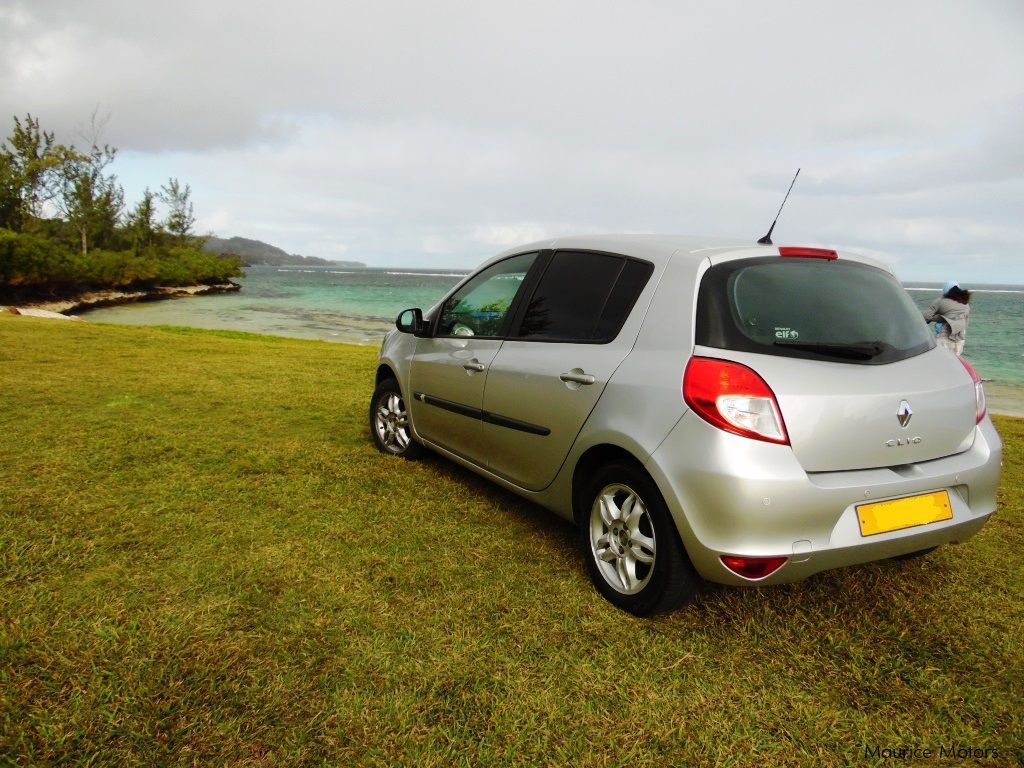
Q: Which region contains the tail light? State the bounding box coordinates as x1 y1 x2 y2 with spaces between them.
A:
958 357 986 423
683 357 789 444
721 555 788 579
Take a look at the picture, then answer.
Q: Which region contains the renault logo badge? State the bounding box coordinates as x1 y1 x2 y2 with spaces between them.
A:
897 400 913 428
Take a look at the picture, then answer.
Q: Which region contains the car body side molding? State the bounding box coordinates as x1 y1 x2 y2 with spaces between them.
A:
414 391 551 436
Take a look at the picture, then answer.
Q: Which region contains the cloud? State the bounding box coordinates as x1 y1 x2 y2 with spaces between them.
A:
787 96 1024 196
1 1 1022 280
472 224 550 247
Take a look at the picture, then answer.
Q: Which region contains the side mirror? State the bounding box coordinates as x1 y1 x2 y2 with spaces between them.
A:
395 307 426 335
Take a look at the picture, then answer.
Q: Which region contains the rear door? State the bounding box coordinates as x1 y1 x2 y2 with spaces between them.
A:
481 251 654 489
409 252 537 462
694 255 976 472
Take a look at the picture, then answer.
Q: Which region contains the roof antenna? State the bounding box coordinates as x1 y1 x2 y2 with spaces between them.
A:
757 168 800 245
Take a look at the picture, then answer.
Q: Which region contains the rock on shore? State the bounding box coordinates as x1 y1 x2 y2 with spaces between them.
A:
8 281 241 315
8 307 83 320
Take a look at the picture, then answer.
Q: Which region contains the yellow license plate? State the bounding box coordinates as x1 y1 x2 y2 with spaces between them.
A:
857 491 953 537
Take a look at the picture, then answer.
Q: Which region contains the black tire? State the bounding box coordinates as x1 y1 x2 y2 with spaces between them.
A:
579 462 699 615
369 377 425 460
892 546 938 561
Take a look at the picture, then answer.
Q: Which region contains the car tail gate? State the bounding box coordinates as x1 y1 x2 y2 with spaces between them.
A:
694 254 979 471
706 349 977 471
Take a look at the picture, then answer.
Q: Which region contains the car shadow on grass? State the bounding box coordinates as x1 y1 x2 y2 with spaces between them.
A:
411 448 961 629
417 452 579 545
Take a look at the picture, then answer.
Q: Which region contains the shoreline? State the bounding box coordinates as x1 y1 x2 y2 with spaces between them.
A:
3 281 241 316
6 279 1024 417
3 305 1023 416
980 381 1024 419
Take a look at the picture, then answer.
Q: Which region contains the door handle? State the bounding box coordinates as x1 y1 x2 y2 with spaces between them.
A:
560 371 596 385
463 360 486 372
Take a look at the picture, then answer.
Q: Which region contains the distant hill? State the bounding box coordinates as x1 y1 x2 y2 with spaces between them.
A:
203 236 366 268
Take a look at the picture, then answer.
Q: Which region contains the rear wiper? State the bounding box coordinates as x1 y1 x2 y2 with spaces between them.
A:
773 340 886 360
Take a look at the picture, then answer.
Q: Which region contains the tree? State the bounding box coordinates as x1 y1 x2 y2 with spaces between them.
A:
125 187 158 253
56 140 124 256
0 114 70 231
159 177 196 245
0 151 19 229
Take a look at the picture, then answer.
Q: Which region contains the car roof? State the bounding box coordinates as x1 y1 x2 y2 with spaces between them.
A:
492 234 747 265
488 234 890 273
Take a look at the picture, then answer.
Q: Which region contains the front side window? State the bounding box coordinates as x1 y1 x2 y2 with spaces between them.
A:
436 252 537 337
696 257 935 364
513 251 653 342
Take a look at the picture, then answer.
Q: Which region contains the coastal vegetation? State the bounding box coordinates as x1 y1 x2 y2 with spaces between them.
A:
1 316 1020 766
0 114 241 304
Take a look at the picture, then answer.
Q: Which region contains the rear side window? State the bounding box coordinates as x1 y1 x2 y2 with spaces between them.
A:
514 251 653 342
593 260 654 340
696 257 934 364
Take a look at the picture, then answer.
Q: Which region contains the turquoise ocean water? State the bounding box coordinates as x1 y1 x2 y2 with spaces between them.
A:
81 267 1024 414
82 266 466 345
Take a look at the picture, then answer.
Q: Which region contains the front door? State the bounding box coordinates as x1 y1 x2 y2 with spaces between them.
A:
408 251 538 462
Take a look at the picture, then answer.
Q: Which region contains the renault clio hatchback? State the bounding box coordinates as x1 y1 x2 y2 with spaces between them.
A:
370 235 1002 615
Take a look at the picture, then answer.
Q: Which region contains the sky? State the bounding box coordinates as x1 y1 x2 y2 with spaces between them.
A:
1 0 1023 282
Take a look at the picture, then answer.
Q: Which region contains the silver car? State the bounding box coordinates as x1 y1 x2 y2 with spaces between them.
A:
370 235 1002 615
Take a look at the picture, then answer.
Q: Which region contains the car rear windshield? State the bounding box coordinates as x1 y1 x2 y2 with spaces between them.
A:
695 257 935 365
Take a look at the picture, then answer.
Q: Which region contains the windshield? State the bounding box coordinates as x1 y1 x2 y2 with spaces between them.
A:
696 257 934 365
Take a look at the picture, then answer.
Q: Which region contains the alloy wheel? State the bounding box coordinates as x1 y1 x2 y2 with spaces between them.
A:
589 483 657 594
374 391 410 454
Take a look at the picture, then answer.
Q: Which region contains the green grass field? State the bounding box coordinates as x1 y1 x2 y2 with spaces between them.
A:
1 315 1021 766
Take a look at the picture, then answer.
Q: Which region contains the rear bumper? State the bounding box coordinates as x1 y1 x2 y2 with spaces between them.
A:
646 413 1002 586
